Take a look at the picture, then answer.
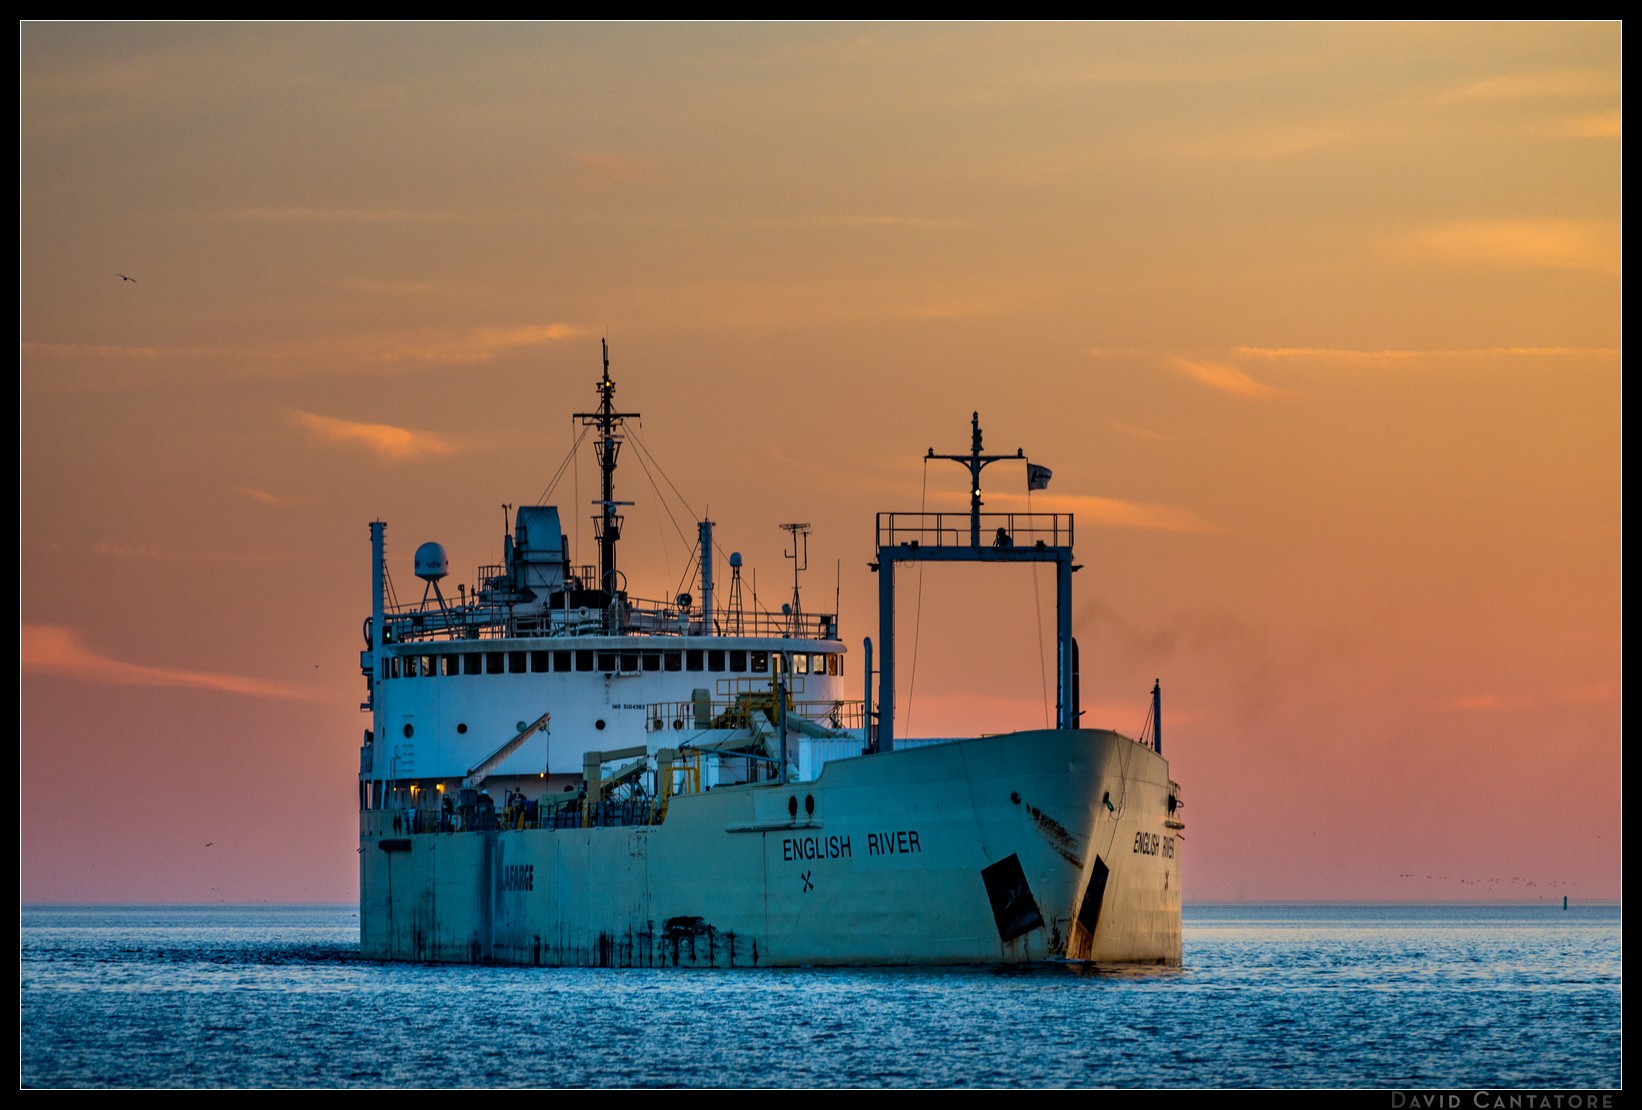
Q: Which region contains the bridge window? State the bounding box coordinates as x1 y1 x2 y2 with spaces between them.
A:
642 652 661 672
463 652 481 676
597 652 617 672
486 653 504 675
554 651 571 672
620 652 639 672
793 654 809 675
530 651 549 673
508 651 526 674
576 650 594 672
443 656 460 677
708 650 726 672
686 650 704 672
751 651 768 674
729 650 746 672
664 651 682 672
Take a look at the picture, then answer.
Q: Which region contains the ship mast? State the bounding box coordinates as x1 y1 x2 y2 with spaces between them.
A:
575 339 640 599
925 412 1024 548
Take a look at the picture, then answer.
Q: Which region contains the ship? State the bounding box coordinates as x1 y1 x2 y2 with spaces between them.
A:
357 342 1183 966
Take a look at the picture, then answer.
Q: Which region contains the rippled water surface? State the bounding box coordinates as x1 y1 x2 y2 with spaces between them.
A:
20 903 1620 1088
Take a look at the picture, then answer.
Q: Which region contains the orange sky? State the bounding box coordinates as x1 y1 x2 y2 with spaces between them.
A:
20 22 1620 904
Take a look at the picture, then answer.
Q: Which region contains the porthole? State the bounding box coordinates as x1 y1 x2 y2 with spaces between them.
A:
595 719 606 731
403 723 414 738
457 723 468 735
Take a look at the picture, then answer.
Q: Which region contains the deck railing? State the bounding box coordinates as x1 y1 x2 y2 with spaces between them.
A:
876 510 1072 551
382 597 837 644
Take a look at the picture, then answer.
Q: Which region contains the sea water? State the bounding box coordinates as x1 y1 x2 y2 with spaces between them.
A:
19 902 1620 1089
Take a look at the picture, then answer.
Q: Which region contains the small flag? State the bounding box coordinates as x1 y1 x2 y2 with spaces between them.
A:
1027 463 1052 491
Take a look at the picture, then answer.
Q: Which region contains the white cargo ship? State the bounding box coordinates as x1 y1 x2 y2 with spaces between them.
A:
357 343 1183 966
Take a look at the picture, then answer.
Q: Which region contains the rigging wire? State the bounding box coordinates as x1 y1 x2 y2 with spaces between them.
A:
381 547 401 613
626 425 701 524
625 426 699 573
566 416 585 572
904 457 929 736
1027 477 1051 728
625 426 713 608
535 423 591 508
620 430 689 589
626 426 785 624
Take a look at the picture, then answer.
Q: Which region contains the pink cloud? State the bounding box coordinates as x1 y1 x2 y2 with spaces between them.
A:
1167 356 1289 398
290 411 457 461
21 624 324 701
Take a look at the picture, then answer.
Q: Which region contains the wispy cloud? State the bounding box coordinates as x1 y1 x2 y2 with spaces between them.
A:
1167 356 1290 398
1178 123 1348 162
624 212 972 233
215 207 473 223
24 323 586 387
22 341 230 362
91 540 283 563
1107 421 1174 443
332 277 440 296
1090 346 1621 376
290 411 457 461
1395 219 1620 277
829 215 970 230
93 541 166 560
353 323 586 365
1554 110 1622 139
568 151 658 183
1440 69 1619 103
233 486 308 508
21 624 324 701
1234 345 1621 362
993 492 1221 534
618 276 1014 330
1447 682 1619 712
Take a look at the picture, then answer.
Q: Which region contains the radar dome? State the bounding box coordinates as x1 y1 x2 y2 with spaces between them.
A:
729 551 743 568
414 542 449 582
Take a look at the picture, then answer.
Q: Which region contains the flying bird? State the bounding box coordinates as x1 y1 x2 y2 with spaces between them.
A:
117 274 137 282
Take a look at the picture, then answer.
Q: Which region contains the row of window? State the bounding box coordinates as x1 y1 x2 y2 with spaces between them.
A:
383 648 843 681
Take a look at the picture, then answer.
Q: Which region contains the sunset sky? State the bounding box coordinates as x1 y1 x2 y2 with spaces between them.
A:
20 22 1620 905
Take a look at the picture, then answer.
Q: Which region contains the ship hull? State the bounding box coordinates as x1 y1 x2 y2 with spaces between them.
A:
360 728 1181 967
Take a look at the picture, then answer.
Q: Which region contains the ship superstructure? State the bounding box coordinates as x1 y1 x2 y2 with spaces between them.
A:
358 344 1183 966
